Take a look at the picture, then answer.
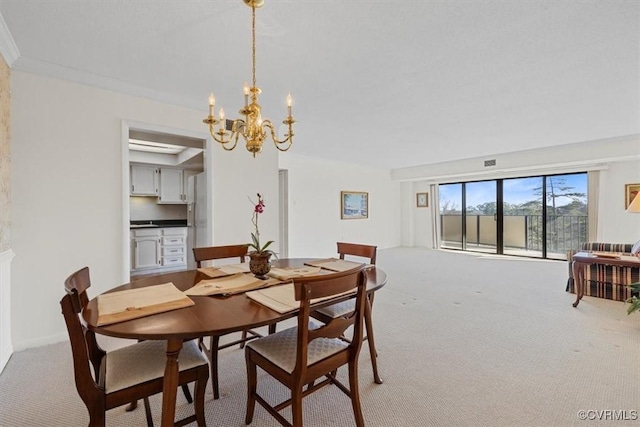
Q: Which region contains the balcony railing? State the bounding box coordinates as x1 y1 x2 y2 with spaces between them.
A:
440 214 588 258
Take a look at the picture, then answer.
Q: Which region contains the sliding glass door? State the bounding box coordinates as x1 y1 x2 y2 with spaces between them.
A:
464 181 497 254
439 183 462 250
503 177 543 257
438 172 587 260
545 175 588 260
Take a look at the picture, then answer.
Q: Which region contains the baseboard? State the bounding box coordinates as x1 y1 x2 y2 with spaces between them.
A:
12 333 68 353
0 342 13 373
0 249 15 374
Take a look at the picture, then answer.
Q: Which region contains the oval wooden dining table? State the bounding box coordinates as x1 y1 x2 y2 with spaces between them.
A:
83 258 387 427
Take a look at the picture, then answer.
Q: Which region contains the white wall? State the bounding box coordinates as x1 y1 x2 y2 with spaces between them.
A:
10 71 279 350
401 181 433 248
129 197 187 221
598 159 640 242
278 154 401 258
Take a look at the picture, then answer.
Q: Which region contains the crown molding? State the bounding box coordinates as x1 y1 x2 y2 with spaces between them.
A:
0 13 20 66
12 56 201 111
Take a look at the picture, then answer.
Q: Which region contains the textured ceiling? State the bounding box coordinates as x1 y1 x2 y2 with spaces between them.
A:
1 0 638 169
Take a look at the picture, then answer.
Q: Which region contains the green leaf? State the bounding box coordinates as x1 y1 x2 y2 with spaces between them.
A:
626 296 640 315
260 240 274 251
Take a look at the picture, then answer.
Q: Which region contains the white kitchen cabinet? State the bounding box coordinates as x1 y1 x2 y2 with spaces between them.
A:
130 165 158 196
158 168 183 204
131 227 187 275
132 229 161 270
161 228 187 267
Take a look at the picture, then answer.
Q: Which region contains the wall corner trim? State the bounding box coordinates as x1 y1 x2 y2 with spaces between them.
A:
0 248 15 374
0 13 20 67
0 248 15 263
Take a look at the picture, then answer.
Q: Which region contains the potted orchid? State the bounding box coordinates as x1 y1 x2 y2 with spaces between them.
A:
247 193 276 278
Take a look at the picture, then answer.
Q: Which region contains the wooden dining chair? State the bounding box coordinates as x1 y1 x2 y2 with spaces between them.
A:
244 265 368 427
193 244 264 400
310 242 383 384
61 267 209 427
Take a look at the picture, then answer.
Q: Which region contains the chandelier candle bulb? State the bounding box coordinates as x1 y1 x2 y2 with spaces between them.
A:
219 108 225 131
208 93 215 117
286 92 292 116
243 82 250 106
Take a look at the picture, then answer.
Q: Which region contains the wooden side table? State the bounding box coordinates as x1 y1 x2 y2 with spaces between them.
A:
572 251 640 307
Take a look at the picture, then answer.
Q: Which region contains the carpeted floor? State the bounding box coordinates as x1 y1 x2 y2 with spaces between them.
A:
1 247 639 426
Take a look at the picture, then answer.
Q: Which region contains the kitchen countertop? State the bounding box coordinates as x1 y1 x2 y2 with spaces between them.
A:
130 219 187 229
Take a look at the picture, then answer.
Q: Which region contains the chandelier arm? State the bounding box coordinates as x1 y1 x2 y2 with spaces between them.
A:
210 125 241 151
209 126 227 144
262 120 293 151
230 118 246 134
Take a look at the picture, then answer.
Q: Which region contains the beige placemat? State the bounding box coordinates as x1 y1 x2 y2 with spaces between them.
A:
267 266 322 281
197 263 250 278
246 283 298 313
97 282 194 326
219 263 251 274
304 258 364 272
197 267 231 279
186 273 280 296
246 283 356 314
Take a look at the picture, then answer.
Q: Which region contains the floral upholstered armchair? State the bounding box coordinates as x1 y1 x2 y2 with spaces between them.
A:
566 242 640 302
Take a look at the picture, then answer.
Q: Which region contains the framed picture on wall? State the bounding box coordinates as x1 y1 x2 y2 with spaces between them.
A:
341 191 368 219
416 192 429 208
625 183 640 209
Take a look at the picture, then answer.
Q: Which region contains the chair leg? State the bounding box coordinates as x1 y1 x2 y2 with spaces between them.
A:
291 387 304 427
245 351 257 425
348 361 365 427
194 369 209 427
268 323 277 334
209 335 221 399
364 297 383 384
88 405 106 427
181 384 193 403
143 397 154 427
240 330 248 349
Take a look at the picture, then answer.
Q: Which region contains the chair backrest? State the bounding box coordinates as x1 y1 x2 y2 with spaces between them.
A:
291 265 368 376
337 242 377 265
61 267 106 404
193 244 249 267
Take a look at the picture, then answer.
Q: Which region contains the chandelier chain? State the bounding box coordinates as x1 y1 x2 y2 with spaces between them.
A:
252 5 256 91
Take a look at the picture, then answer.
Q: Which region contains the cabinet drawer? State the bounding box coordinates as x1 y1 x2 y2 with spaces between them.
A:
162 256 186 266
162 246 185 256
162 236 185 246
132 229 161 237
162 227 187 236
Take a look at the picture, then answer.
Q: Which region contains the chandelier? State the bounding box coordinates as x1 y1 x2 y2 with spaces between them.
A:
203 0 295 157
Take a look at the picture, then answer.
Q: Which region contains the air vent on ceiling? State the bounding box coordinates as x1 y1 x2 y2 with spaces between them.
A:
484 159 496 167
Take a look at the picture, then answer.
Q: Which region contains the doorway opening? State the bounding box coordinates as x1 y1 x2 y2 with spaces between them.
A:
121 121 211 282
